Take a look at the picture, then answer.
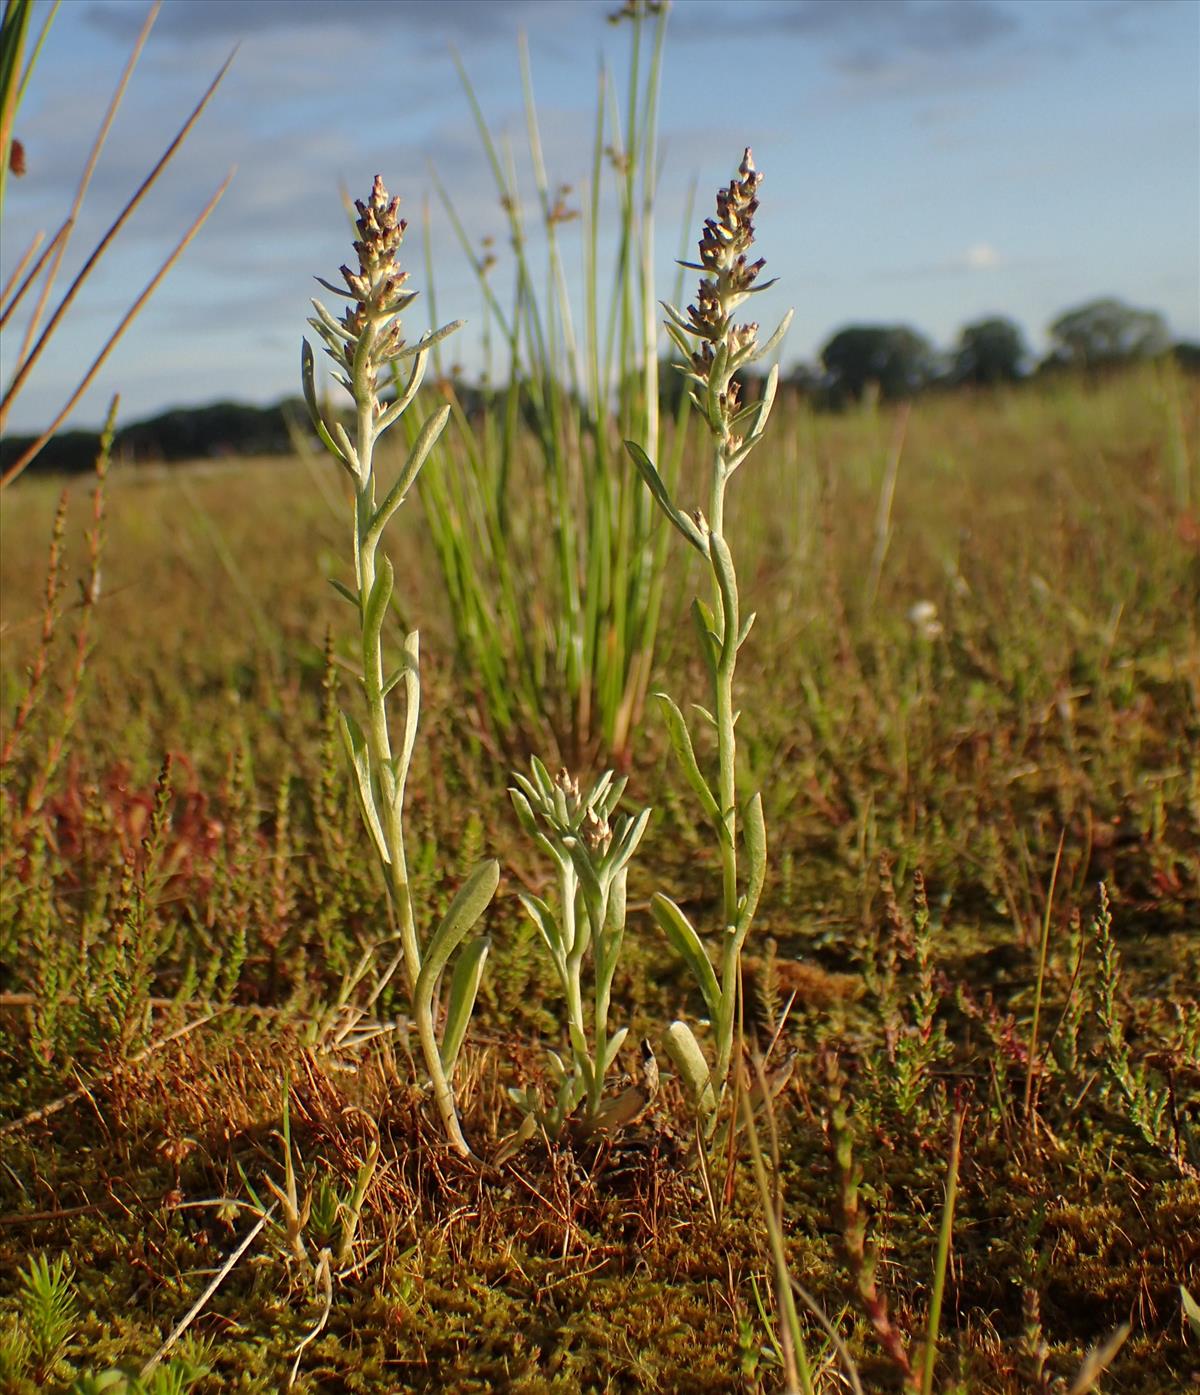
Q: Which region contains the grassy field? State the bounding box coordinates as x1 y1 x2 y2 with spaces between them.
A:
1 368 1198 1393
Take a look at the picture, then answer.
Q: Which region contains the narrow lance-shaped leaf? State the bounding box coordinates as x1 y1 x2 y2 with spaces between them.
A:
747 306 794 367
610 808 651 875
440 936 490 1079
656 692 720 824
705 338 729 434
392 630 420 811
709 533 740 667
367 403 451 543
517 890 565 962
625 440 709 554
378 348 429 433
361 555 394 649
327 576 360 610
690 598 720 682
1181 1285 1200 1342
651 893 721 1021
394 318 466 362
308 298 353 344
603 1027 629 1073
728 363 780 473
338 711 390 865
564 837 605 919
415 858 501 1011
301 338 355 476
737 791 766 935
664 1021 717 1115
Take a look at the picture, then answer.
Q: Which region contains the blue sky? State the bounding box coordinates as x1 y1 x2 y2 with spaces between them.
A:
2 0 1197 433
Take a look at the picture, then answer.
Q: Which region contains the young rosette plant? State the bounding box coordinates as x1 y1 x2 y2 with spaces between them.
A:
509 759 651 1138
624 149 792 1126
301 176 498 1158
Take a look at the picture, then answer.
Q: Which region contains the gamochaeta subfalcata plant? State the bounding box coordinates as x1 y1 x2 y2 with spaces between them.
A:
302 176 498 1157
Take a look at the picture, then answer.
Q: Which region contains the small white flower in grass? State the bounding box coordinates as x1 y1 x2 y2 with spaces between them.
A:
908 600 943 640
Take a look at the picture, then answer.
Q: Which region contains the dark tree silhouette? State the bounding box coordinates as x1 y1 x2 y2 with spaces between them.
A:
821 325 938 401
1047 297 1170 369
955 316 1028 385
1171 341 1200 374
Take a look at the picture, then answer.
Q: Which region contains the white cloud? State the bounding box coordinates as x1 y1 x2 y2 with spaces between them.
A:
964 242 1001 270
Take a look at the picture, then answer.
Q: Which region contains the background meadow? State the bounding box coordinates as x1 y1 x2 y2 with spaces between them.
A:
1 1 1199 1392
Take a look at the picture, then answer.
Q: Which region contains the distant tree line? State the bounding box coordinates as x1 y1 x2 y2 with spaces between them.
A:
3 296 1196 476
786 295 1190 408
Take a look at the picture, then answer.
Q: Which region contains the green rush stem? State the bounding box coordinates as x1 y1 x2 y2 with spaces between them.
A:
921 1106 965 1395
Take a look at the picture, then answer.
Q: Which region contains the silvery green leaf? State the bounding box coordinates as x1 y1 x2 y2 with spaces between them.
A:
590 770 616 811
603 1028 629 1073
301 339 353 475
691 703 717 728
552 780 571 830
1181 1285 1200 1341
737 611 757 649
625 441 709 555
656 693 720 824
309 298 353 342
393 631 420 806
517 890 562 959
660 300 692 333
368 405 451 540
440 935 489 1078
530 755 555 802
690 599 719 679
664 322 694 360
613 807 651 869
510 770 544 815
415 859 500 1013
546 1050 568 1084
754 361 780 431
327 577 360 610
493 1110 537 1166
709 534 740 664
652 895 720 1021
313 275 354 300
381 666 404 698
749 307 794 365
339 711 390 865
361 556 394 648
564 837 605 914
663 1021 717 1115
395 318 465 361
706 339 729 431
331 421 359 476
381 351 428 430
508 787 541 840
738 791 766 934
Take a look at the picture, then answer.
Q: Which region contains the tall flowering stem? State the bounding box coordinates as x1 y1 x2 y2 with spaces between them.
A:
626 150 792 1120
302 177 498 1157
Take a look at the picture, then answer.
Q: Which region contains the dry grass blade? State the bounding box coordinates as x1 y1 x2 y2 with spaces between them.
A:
9 0 158 370
0 223 50 323
1 170 233 488
140 1203 274 1380
1066 1322 1132 1394
0 32 235 481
